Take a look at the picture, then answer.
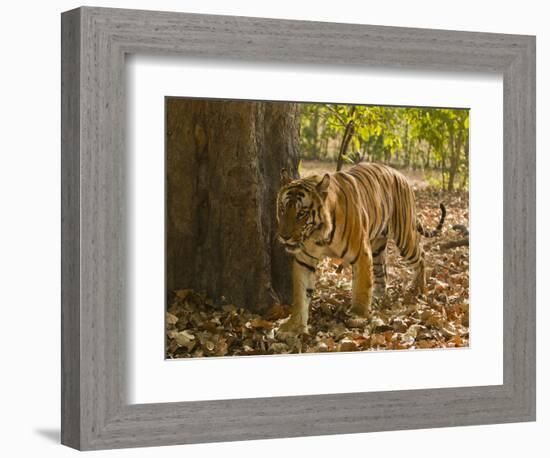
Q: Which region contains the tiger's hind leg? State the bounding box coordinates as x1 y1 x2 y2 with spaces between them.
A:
412 253 426 294
371 237 388 299
350 244 374 317
396 233 426 295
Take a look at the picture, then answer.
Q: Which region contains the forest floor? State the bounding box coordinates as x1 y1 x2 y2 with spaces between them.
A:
166 164 470 358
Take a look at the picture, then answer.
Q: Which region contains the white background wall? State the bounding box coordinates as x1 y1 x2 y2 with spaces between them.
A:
0 0 545 456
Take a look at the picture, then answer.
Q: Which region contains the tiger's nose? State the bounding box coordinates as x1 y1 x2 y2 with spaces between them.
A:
279 234 291 242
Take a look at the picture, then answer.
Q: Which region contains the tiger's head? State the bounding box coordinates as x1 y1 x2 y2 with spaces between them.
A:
276 169 332 253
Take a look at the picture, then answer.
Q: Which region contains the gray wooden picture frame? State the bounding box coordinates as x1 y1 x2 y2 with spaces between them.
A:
61 6 536 451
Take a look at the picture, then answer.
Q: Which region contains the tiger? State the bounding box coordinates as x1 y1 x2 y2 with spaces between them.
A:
276 162 446 335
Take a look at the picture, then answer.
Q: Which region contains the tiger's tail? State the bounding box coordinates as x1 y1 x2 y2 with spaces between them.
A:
417 203 446 238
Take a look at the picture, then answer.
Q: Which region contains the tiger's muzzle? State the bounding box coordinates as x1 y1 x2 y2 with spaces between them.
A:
277 234 303 253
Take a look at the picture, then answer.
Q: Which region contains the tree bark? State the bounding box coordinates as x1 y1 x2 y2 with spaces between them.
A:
460 134 469 189
447 129 458 191
166 99 300 312
335 106 356 172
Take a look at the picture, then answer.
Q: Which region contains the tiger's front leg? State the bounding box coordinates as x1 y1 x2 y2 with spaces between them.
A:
278 258 316 335
350 245 374 317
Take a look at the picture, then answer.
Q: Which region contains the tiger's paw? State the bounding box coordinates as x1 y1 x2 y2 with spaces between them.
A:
276 314 308 337
349 303 371 318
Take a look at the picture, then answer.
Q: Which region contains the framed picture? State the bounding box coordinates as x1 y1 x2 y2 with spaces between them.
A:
61 6 536 450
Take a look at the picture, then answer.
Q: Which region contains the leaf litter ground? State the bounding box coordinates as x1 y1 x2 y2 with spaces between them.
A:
166 186 469 358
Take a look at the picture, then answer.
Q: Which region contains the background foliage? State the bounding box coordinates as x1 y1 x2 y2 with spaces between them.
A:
299 104 470 190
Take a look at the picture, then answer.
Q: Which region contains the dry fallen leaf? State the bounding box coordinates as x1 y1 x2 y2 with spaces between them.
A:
174 289 192 300
248 318 274 330
338 338 359 352
166 312 178 326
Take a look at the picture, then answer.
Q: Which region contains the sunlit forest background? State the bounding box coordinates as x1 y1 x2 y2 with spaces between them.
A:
166 99 470 358
299 104 469 190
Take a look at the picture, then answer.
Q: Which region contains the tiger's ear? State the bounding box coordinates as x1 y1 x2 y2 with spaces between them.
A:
280 168 291 186
316 173 330 198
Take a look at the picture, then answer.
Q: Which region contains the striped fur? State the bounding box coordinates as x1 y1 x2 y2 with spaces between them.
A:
276 162 446 334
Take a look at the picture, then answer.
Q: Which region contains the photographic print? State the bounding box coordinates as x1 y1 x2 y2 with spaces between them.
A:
165 99 470 358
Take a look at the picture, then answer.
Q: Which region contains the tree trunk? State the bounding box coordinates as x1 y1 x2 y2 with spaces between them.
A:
311 108 319 158
425 145 431 169
460 135 469 188
404 124 409 168
166 99 300 313
447 129 459 192
440 155 446 189
335 106 356 171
